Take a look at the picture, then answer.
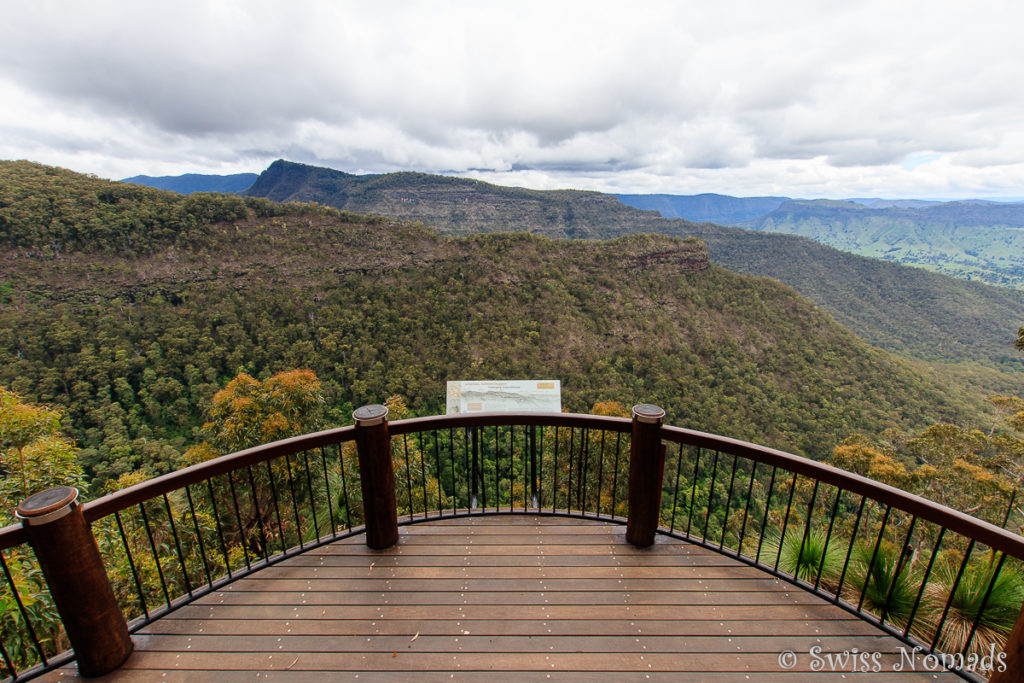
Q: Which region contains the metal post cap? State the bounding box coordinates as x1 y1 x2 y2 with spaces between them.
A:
631 404 665 424
16 486 79 525
353 404 389 426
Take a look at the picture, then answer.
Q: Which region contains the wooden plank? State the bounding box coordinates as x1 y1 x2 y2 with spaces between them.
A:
106 650 966 673
131 633 910 654
141 616 897 638
196 588 826 607
246 564 798 580
165 603 868 621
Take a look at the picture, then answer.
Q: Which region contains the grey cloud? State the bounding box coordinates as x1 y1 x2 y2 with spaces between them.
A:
1 1 1023 197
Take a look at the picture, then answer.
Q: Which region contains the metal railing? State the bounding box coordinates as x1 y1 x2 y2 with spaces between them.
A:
1 407 1022 681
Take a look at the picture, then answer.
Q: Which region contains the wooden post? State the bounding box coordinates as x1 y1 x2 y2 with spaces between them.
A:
16 486 133 677
353 404 398 549
626 404 667 547
991 601 1024 681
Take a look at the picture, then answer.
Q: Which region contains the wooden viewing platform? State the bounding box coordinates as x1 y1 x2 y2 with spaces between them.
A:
42 516 957 681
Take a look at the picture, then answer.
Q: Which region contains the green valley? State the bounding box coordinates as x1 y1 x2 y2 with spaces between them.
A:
0 160 1001 489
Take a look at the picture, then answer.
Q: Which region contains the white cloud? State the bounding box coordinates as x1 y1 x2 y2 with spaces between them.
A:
1 0 1023 197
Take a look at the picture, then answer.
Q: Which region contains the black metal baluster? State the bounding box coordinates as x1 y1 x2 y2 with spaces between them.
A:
418 431 430 516
595 428 607 517
702 450 721 542
669 442 684 531
610 432 621 515
206 478 233 578
471 426 480 511
755 466 778 563
961 552 1008 656
494 425 500 511
184 486 214 588
115 509 149 619
264 462 288 552
521 426 529 509
138 501 172 607
904 527 946 639
403 435 415 520
162 493 193 597
1002 489 1017 530
300 451 321 540
430 431 444 516
834 496 867 604
930 540 976 652
567 427 575 513
880 515 918 625
463 426 472 511
319 447 337 536
793 480 820 580
685 448 703 538
509 426 515 511
578 428 589 513
263 460 288 554
552 427 560 513
857 505 892 613
226 471 253 569
737 461 757 558
815 489 843 592
283 453 304 548
245 465 271 562
337 443 353 530
720 454 739 550
530 426 539 509
774 474 798 572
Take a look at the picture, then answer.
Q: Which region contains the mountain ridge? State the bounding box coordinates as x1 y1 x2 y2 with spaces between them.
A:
122 172 258 194
242 160 1024 375
2 160 983 481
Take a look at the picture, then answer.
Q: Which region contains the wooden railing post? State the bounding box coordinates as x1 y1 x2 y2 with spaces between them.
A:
15 486 133 677
353 404 398 549
991 601 1024 681
626 404 667 547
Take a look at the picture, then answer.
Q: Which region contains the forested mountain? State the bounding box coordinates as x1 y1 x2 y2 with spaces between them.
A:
0 160 992 487
741 199 1024 288
122 172 258 194
244 160 1024 378
616 193 788 223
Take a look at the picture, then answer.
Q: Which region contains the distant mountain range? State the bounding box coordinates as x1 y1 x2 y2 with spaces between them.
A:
125 168 1024 289
615 193 789 223
122 172 258 194
6 159 985 467
118 161 1024 379
618 194 1024 288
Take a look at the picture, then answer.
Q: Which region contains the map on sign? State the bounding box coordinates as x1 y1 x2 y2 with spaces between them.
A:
446 380 562 414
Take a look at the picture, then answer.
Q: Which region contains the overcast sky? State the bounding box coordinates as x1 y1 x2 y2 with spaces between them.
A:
2 1 1023 199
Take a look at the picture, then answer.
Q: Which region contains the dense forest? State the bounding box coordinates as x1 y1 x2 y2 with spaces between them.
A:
243 160 1024 379
1 160 1009 492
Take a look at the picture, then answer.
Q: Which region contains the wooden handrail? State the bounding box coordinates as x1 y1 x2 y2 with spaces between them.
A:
4 408 1024 681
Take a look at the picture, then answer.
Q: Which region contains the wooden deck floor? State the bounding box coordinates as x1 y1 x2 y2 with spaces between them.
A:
46 515 959 681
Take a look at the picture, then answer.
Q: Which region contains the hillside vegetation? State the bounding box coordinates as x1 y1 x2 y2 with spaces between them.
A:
743 199 1024 289
242 160 1024 381
0 161 991 486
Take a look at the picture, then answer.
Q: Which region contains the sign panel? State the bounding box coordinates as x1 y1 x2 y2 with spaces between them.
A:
446 380 561 414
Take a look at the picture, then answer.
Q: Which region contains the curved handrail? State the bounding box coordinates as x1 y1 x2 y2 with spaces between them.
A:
2 410 1021 682
0 425 357 551
3 411 1020 557
661 425 1024 561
